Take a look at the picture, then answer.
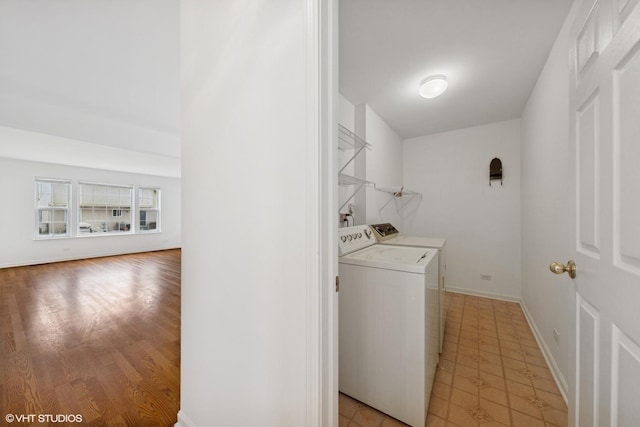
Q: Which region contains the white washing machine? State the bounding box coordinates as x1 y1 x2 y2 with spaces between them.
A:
338 225 439 427
370 223 447 353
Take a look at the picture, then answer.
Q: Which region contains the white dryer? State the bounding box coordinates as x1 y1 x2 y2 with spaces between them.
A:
338 225 439 427
370 223 447 353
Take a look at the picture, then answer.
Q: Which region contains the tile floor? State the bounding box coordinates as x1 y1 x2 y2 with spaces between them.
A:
339 292 568 427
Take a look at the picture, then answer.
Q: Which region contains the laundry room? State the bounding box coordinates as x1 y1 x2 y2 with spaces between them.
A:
336 0 576 425
337 95 522 300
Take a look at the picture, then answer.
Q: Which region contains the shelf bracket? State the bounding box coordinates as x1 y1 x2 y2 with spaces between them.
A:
339 143 368 175
339 183 364 212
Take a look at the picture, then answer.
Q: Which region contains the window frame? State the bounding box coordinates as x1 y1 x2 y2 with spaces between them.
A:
138 187 161 233
34 178 71 239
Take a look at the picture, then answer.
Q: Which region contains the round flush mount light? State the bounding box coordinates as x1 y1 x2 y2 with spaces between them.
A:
419 75 448 99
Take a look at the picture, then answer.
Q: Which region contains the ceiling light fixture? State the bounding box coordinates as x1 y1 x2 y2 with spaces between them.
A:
419 75 448 99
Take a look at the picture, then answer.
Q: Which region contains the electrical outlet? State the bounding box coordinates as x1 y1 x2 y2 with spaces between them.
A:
553 328 560 343
480 274 491 281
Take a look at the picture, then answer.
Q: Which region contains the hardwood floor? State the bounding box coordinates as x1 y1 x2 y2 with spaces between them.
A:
0 250 181 427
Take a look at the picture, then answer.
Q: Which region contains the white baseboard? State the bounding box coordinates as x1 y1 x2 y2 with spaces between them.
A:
0 246 180 269
519 300 569 404
175 410 197 427
445 286 520 303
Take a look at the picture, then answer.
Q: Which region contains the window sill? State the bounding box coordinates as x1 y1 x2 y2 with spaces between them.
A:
34 234 71 241
34 231 161 241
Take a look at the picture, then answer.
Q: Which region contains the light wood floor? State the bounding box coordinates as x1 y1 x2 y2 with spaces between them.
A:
0 249 181 427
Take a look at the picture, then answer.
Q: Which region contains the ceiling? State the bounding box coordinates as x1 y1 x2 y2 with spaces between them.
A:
0 1 573 155
0 0 180 158
339 0 574 139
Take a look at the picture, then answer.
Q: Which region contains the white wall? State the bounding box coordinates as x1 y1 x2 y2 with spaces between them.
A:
403 119 522 300
179 0 324 426
338 93 355 131
0 156 181 268
519 0 578 397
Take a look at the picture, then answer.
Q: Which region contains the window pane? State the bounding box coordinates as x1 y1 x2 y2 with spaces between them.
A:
140 210 158 230
38 209 51 235
35 179 70 238
139 188 160 231
79 183 133 234
36 182 52 207
51 183 69 207
93 185 106 205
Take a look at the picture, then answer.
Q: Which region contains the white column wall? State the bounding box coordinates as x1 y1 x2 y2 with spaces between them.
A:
338 94 355 131
179 1 323 426
361 105 404 228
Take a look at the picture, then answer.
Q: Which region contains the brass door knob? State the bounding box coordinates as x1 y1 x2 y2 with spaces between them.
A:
549 260 577 279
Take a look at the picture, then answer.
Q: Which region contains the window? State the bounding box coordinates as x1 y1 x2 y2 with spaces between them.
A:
78 183 133 234
138 187 160 232
33 180 160 238
35 179 71 238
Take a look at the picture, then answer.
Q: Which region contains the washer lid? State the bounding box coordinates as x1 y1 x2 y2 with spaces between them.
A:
339 245 437 273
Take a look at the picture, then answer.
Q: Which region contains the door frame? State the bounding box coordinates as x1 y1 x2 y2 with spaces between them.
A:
308 0 339 425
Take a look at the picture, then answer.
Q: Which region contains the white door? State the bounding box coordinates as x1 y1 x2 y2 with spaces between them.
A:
568 0 640 425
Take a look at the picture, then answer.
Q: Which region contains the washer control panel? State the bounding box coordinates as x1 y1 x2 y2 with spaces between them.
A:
369 223 400 241
338 225 375 256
